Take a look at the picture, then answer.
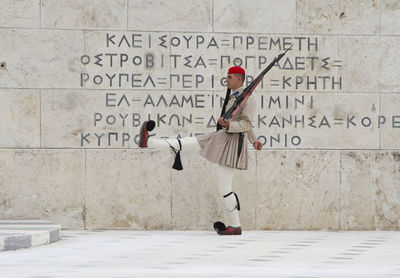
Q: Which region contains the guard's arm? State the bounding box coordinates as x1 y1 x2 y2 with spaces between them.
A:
247 128 257 144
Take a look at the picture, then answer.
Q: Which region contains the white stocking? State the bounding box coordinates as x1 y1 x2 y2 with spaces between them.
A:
217 165 240 227
147 136 201 153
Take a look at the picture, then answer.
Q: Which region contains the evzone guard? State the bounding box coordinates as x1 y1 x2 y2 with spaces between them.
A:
138 47 292 235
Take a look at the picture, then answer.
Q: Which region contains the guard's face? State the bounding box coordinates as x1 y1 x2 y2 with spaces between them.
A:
226 74 242 90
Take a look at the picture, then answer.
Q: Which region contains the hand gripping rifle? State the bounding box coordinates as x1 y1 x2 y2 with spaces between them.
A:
216 44 293 131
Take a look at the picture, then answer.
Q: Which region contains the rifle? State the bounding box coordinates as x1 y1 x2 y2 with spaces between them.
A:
221 44 293 121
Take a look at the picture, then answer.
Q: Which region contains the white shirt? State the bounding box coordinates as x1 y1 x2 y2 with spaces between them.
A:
231 86 244 97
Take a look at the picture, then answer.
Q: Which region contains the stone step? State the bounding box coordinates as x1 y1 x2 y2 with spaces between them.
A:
0 219 61 251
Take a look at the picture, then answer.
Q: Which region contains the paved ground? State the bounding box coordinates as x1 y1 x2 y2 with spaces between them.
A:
1 230 400 278
0 220 61 251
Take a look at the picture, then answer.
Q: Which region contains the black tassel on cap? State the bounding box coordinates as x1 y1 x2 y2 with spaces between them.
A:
171 139 183 171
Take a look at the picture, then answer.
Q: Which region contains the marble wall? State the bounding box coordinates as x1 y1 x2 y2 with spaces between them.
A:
1 0 399 230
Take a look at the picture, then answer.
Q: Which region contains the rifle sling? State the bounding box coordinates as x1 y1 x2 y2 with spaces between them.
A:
217 88 231 131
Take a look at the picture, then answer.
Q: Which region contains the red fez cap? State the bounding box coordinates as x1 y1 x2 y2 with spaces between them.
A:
228 66 245 75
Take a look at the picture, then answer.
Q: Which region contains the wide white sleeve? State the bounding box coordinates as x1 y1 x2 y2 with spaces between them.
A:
226 95 256 134
247 128 257 144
